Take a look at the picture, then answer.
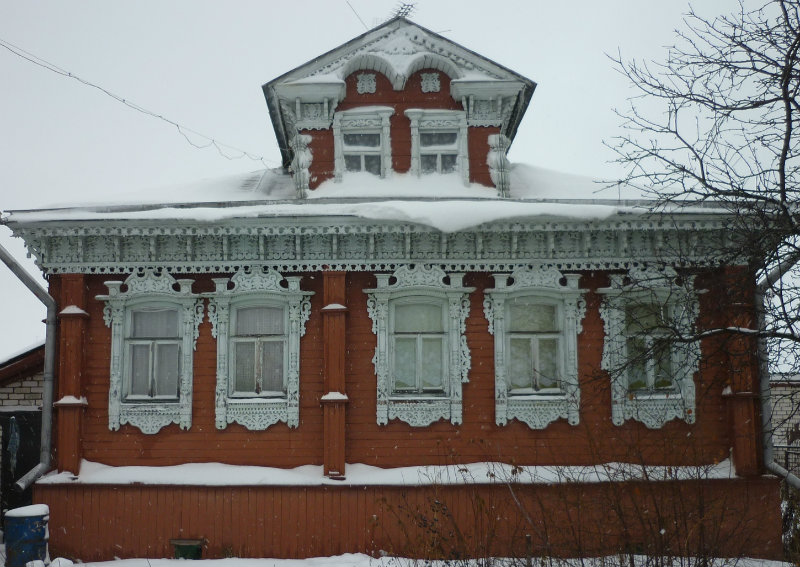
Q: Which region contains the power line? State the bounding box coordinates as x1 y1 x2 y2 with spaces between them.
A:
345 1 369 30
0 36 278 167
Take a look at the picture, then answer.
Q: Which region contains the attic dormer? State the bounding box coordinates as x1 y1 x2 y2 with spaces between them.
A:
263 17 535 196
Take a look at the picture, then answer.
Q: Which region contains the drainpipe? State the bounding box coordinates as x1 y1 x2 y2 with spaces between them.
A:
756 251 800 489
0 242 56 491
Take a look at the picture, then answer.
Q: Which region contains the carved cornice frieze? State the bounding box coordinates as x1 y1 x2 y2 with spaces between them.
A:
11 216 737 275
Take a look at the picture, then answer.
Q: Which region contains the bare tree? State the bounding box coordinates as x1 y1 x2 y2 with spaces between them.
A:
610 0 800 347
610 1 800 389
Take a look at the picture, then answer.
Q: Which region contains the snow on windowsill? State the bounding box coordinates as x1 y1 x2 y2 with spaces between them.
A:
37 458 737 487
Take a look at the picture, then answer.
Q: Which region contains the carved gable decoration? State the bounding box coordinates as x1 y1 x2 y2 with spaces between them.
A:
264 17 536 168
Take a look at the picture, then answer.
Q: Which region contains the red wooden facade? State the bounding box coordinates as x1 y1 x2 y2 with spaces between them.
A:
12 17 782 561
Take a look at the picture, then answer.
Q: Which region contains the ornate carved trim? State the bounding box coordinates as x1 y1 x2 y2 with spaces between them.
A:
332 107 394 181
96 270 202 434
598 265 699 429
207 267 313 430
11 216 737 276
290 134 312 199
484 267 585 429
405 108 469 185
420 72 441 93
487 134 511 198
364 265 474 426
356 73 376 94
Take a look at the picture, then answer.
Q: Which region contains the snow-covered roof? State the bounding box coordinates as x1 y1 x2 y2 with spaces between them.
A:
2 164 719 234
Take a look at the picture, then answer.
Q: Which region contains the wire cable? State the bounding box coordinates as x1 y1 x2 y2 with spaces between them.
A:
0 36 278 167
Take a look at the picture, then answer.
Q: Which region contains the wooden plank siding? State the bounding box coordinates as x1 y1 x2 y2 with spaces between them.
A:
36 478 783 561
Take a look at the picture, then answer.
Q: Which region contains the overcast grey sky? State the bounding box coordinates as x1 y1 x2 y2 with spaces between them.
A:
0 0 736 358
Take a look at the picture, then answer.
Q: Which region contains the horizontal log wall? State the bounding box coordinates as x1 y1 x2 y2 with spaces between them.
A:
36 477 783 561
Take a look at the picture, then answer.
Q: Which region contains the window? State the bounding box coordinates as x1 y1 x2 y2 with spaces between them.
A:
599 266 699 429
365 265 473 426
333 107 393 180
343 132 383 175
484 268 585 429
230 305 286 397
419 131 458 174
405 109 468 184
98 270 203 434
126 307 180 400
391 299 447 395
208 267 312 431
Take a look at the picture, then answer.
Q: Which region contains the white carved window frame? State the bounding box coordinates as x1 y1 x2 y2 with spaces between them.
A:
207 267 312 431
598 266 699 429
365 265 473 427
333 106 394 181
405 109 469 185
483 268 586 429
98 270 203 434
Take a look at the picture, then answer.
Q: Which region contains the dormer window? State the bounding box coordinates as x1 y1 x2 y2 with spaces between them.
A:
333 106 394 181
343 132 383 175
419 131 459 174
406 109 469 184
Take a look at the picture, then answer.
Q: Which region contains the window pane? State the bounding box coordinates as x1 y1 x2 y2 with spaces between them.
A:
393 338 416 391
260 341 284 393
236 306 284 336
420 338 443 390
626 303 664 332
509 302 557 332
653 339 674 389
343 133 380 147
132 309 178 338
395 303 443 333
626 337 648 390
420 154 437 174
234 341 256 393
154 343 179 398
344 155 362 172
508 338 532 390
129 344 151 396
440 154 457 174
364 155 381 175
537 338 559 389
420 132 457 147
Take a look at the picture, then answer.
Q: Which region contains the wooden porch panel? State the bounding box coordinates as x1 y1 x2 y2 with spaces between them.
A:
36 477 782 561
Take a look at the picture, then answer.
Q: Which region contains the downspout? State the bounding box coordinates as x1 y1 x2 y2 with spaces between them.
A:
0 242 56 491
756 251 800 489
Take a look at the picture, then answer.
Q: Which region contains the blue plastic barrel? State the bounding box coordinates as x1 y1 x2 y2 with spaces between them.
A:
4 504 49 567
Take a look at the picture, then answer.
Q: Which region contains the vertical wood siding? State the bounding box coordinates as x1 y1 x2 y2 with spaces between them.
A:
36 478 782 561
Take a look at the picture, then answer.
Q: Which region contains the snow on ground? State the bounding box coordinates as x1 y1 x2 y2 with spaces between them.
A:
38 458 737 487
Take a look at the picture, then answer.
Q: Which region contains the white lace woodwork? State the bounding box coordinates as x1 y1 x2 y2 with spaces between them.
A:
598 266 699 429
97 270 203 434
365 265 473 426
333 107 394 180
356 73 377 94
12 216 735 276
289 134 312 198
207 267 312 430
405 109 469 185
484 268 586 429
487 134 512 197
420 72 441 93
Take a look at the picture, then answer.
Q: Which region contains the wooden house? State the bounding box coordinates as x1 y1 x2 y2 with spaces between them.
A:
2 17 783 561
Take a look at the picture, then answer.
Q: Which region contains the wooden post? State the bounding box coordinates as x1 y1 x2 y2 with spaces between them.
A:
53 274 89 475
321 272 348 479
723 267 763 476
